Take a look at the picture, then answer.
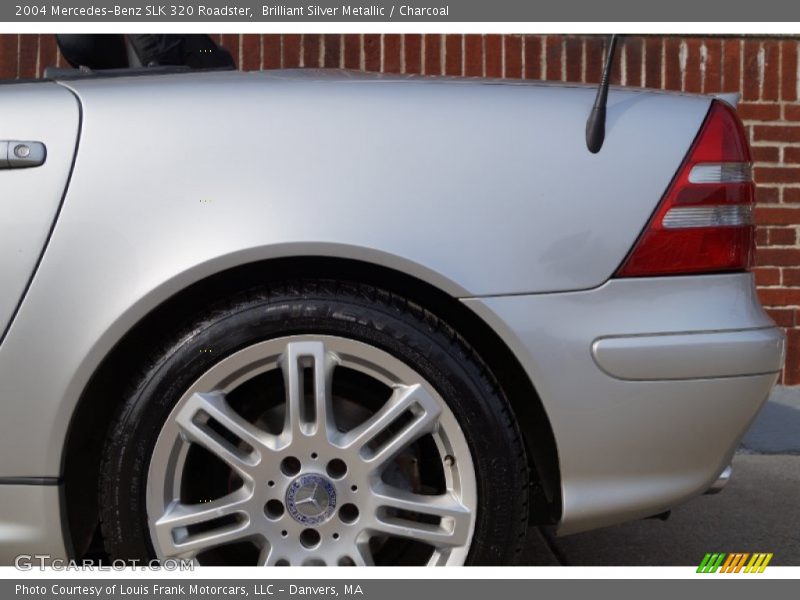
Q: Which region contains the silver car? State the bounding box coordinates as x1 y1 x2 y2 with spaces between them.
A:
0 67 785 566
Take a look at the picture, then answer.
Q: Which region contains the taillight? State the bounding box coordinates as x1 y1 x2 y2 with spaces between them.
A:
615 100 755 277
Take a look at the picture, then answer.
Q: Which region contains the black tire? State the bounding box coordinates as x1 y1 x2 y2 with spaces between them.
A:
99 280 529 565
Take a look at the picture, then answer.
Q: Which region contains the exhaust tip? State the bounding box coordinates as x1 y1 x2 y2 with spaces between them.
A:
705 464 733 495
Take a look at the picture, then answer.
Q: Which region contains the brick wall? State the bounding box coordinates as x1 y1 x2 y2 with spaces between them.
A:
2 33 800 383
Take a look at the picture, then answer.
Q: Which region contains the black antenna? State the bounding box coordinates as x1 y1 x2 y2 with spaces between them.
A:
585 34 619 154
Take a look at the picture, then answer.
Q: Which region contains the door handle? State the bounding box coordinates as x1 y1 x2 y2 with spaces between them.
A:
0 141 46 169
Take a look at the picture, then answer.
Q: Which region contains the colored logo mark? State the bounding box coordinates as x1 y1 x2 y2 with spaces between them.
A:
697 552 773 573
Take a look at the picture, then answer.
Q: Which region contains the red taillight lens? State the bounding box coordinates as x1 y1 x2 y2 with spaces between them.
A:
616 100 755 277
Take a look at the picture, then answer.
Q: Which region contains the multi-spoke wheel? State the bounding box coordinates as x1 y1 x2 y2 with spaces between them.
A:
100 282 529 565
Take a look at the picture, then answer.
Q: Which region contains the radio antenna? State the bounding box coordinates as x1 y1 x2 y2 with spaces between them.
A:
585 35 619 153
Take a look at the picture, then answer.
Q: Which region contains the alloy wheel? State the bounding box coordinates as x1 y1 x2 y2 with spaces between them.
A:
146 335 477 566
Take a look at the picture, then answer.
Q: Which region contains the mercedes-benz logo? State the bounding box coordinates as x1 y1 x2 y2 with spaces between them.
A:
285 474 337 525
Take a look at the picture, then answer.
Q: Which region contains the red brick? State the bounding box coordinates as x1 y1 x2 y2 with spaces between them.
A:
785 334 800 385
757 288 800 305
784 147 800 164
762 40 781 101
755 267 782 286
383 34 401 73
756 227 769 246
0 33 19 79
323 34 341 69
722 38 742 94
742 39 760 102
786 188 800 204
702 38 723 93
783 268 800 287
765 307 795 326
785 330 800 385
18 34 36 79
241 34 260 70
262 34 280 70
545 36 562 81
503 35 522 79
768 227 797 245
737 102 781 121
624 37 643 87
753 125 800 143
524 35 542 80
363 34 380 72
610 37 622 86
302 34 321 68
643 36 662 89
684 38 702 93
664 37 682 92
755 166 800 185
403 34 421 74
444 34 462 76
565 36 582 83
220 35 239 66
424 34 441 76
782 40 798 102
744 123 754 143
464 34 482 77
583 35 604 83
756 248 800 266
343 34 360 70
751 145 780 163
756 207 800 225
786 104 800 121
484 35 502 78
282 34 301 69
756 186 780 204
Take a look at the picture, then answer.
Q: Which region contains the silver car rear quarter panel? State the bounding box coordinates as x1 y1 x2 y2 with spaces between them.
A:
464 273 783 534
55 69 711 298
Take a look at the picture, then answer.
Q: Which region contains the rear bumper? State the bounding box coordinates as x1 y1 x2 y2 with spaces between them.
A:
463 273 784 535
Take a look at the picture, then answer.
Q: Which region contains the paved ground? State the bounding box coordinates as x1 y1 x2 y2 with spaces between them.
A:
520 387 800 566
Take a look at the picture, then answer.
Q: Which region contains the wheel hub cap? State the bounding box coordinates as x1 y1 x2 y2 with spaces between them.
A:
286 474 337 525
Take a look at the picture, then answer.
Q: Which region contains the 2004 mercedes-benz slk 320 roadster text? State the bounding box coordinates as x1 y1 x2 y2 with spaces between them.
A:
0 61 785 565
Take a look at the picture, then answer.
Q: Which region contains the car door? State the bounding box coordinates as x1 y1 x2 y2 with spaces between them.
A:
0 81 80 339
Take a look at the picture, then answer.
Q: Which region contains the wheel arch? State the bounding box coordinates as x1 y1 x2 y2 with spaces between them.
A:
62 256 561 557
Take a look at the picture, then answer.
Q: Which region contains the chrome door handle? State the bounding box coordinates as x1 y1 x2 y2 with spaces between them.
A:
0 141 46 169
